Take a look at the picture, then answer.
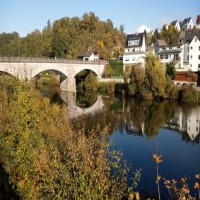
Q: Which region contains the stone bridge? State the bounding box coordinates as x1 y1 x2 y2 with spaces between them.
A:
0 57 107 91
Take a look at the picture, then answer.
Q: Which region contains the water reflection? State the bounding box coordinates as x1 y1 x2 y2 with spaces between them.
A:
166 105 200 143
58 91 200 143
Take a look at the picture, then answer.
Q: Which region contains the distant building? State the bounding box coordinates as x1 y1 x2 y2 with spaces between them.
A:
155 39 167 54
155 30 200 73
77 51 99 61
156 40 184 69
196 15 200 29
123 32 146 68
180 17 193 30
146 43 155 54
171 20 181 31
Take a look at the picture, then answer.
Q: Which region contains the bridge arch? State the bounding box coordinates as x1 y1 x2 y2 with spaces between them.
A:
31 65 70 79
72 65 100 78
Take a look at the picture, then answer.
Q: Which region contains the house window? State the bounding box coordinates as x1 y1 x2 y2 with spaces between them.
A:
187 55 189 60
125 58 129 61
160 55 164 59
169 47 172 49
199 46 200 51
128 40 139 46
162 47 166 50
132 49 135 52
199 55 200 59
199 64 200 70
191 55 192 59
177 46 180 48
165 54 168 59
132 57 135 61
195 38 197 42
191 46 193 50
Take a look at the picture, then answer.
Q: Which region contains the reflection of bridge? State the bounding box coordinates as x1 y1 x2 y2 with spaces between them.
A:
60 92 104 119
0 57 107 91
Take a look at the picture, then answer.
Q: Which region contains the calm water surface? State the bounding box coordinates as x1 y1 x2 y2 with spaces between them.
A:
44 88 200 199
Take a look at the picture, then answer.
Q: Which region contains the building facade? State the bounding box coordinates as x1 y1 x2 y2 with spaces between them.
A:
123 32 146 69
77 51 99 61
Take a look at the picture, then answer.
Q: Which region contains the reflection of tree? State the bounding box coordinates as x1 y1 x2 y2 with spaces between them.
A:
144 101 176 139
76 92 97 108
125 99 149 134
72 94 119 135
123 99 176 138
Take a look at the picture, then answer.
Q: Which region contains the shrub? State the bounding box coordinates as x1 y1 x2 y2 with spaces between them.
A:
84 72 98 91
180 85 200 102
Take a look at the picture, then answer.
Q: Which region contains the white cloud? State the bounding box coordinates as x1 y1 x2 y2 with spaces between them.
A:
136 25 151 33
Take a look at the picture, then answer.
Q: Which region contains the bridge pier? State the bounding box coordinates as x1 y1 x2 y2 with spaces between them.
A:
60 77 76 92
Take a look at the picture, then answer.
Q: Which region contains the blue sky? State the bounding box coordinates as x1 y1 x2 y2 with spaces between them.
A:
0 0 199 37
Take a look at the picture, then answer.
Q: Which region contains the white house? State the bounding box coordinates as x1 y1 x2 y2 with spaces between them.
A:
180 17 193 30
181 30 200 72
171 20 181 31
156 42 184 70
77 51 99 61
123 32 146 68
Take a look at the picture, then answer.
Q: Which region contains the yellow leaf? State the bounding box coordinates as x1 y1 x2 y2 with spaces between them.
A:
129 192 134 200
195 174 200 179
152 154 162 164
156 174 161 183
194 182 200 189
136 192 140 200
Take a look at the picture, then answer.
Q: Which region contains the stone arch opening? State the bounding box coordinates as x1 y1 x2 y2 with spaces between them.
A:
74 69 99 92
32 69 76 92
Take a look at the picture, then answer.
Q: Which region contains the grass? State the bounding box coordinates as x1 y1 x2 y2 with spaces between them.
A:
109 59 123 77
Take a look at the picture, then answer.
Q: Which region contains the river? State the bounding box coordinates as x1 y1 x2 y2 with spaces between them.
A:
42 87 200 199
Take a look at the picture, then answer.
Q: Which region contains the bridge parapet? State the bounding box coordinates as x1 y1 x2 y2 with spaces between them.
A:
0 57 108 65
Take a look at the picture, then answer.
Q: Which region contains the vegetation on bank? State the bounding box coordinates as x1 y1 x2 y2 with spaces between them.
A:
76 54 200 103
0 79 141 200
124 53 200 102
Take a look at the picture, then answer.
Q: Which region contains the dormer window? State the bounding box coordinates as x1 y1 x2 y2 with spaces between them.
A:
128 40 139 46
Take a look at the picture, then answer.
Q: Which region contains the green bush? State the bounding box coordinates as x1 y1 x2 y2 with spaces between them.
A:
180 85 200 102
84 72 98 91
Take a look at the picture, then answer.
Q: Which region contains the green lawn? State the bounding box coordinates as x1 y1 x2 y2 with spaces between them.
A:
109 60 123 77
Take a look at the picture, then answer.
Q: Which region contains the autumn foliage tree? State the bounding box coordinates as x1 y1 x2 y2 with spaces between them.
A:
0 12 125 60
0 79 141 199
125 53 173 99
